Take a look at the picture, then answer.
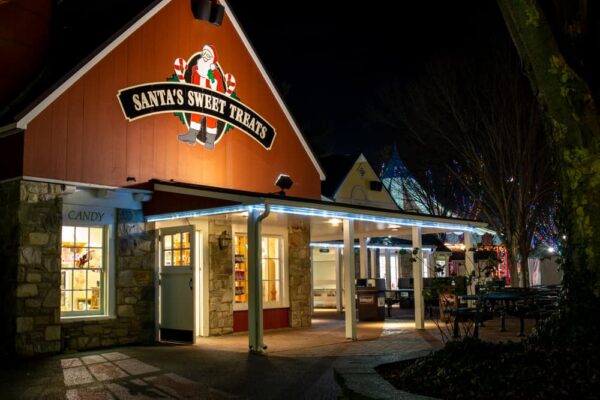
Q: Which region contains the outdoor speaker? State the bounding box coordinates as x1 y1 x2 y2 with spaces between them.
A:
370 181 383 192
191 0 224 26
191 0 211 20
209 3 224 26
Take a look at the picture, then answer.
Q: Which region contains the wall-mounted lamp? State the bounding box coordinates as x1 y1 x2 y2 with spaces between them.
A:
218 230 232 250
275 174 293 196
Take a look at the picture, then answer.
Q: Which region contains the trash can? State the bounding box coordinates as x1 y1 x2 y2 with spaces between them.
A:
356 278 386 321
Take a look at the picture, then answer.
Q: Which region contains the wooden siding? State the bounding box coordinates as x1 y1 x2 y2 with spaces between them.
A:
22 0 321 199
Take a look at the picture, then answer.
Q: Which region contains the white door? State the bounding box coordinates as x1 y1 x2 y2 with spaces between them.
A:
159 227 194 342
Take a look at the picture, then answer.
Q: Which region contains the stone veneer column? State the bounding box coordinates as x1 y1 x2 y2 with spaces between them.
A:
288 216 312 328
0 180 64 356
208 218 233 335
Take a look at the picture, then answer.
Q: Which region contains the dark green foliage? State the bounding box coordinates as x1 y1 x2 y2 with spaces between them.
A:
378 336 600 399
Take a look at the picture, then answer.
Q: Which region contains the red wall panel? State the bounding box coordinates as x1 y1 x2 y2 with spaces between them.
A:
22 0 321 199
233 308 290 332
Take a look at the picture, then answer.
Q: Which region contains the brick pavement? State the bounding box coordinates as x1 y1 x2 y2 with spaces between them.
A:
0 308 535 399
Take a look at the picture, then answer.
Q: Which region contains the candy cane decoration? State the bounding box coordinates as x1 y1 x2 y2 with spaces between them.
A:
174 58 188 81
224 73 236 96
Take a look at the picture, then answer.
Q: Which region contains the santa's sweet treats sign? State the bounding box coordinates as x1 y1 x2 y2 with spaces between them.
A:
117 44 276 150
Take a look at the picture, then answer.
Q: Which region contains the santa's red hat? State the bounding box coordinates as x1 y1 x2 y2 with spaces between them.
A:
203 44 218 64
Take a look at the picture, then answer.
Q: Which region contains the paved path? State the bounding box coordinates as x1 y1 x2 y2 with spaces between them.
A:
0 309 533 399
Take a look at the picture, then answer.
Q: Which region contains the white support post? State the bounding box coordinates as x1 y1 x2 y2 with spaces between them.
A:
359 237 368 278
343 219 357 340
385 250 392 289
248 206 269 353
412 226 425 329
396 252 401 282
336 248 343 312
464 232 476 294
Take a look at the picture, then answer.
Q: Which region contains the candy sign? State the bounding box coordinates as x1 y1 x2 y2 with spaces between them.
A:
117 44 276 150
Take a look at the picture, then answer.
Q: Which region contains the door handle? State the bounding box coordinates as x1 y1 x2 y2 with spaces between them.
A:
189 278 193 290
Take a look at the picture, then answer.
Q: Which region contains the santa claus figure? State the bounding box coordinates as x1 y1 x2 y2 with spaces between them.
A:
176 45 225 149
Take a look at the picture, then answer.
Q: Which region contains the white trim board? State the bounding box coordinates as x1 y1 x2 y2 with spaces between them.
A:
16 0 171 130
14 0 325 181
221 1 325 180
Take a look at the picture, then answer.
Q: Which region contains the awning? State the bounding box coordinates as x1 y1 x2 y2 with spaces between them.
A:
142 180 491 236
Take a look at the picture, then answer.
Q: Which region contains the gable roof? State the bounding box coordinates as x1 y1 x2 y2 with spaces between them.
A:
0 0 162 127
319 153 360 199
321 153 399 210
381 145 446 214
2 0 325 180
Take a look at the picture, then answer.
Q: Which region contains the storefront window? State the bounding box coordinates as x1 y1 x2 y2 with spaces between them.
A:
379 252 399 288
262 237 281 303
162 231 191 267
61 225 105 315
234 235 248 303
234 235 283 305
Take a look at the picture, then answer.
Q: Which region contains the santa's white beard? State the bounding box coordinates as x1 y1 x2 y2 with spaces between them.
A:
196 60 211 77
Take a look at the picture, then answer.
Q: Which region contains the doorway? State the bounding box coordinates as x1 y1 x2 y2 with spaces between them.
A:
159 227 196 342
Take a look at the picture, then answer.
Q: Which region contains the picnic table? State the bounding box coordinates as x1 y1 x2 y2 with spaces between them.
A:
462 292 524 332
459 289 558 336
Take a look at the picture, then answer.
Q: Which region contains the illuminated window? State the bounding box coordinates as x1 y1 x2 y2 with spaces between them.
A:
379 252 399 288
61 226 106 315
234 235 283 305
262 237 281 303
234 235 248 303
162 231 191 267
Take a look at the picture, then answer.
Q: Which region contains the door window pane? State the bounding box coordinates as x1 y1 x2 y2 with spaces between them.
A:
162 231 191 268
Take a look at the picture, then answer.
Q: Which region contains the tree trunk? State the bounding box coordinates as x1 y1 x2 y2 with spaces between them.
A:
506 245 520 287
520 253 531 288
497 0 600 298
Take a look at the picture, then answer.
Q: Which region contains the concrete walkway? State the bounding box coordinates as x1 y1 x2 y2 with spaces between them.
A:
0 309 534 399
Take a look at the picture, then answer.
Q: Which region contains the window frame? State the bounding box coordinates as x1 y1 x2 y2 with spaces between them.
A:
232 225 288 311
60 222 115 320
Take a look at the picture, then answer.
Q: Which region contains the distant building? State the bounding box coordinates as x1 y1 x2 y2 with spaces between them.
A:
380 146 434 214
320 153 398 210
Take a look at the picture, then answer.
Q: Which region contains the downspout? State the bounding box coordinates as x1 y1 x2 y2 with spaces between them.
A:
247 203 270 353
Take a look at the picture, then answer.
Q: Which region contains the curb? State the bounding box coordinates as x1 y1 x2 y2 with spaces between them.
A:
334 350 440 400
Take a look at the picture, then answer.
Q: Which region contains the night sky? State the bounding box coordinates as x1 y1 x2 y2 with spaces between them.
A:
226 1 508 163
3 0 509 167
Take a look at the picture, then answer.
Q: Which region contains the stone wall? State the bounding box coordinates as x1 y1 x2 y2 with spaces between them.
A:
1 180 64 356
61 210 156 351
208 218 233 335
288 216 312 328
0 179 156 356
